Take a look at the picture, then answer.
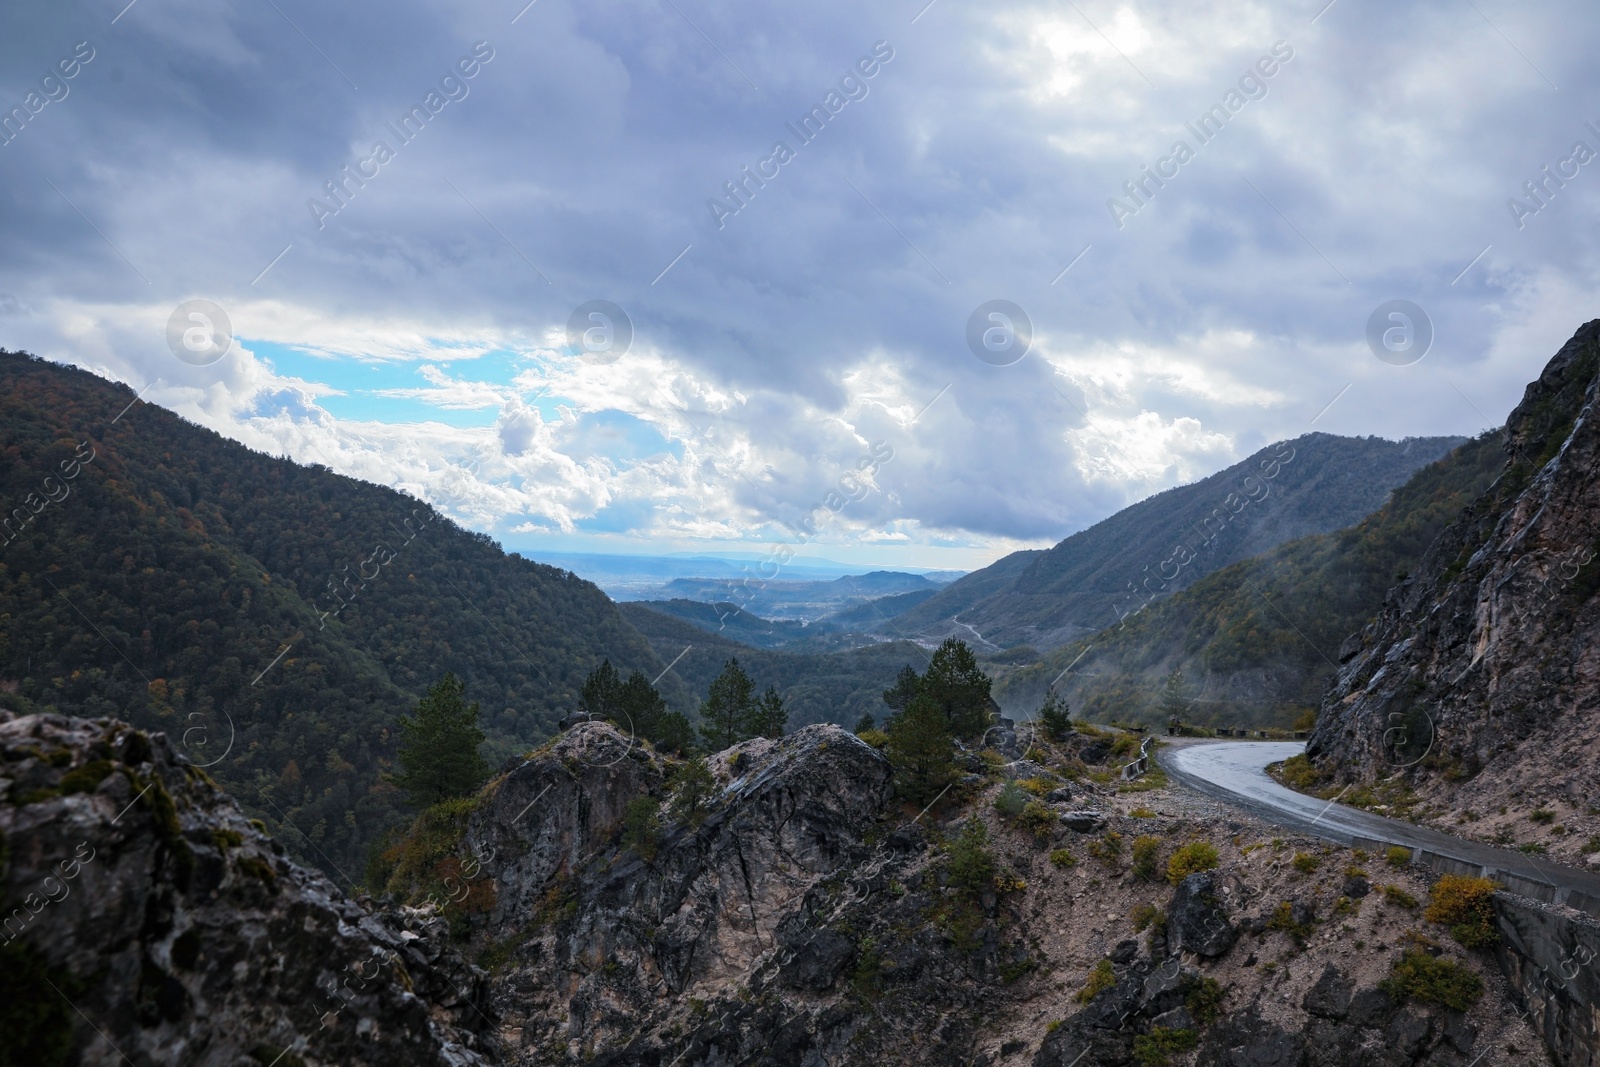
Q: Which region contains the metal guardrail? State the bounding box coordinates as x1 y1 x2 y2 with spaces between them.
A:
1347 836 1600 919
1119 736 1155 781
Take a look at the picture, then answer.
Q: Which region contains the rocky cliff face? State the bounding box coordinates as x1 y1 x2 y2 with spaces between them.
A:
436 721 1530 1066
0 710 498 1066
2 708 1545 1065
1309 320 1600 825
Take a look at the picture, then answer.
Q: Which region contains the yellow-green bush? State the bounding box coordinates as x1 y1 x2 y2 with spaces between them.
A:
1424 874 1500 948
1166 841 1220 885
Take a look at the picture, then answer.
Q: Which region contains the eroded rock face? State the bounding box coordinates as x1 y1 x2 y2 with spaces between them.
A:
0 711 498 1066
469 723 897 1063
1309 320 1600 800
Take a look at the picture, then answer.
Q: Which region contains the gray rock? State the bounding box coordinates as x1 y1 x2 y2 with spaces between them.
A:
1341 873 1371 898
0 713 496 1066
1302 964 1352 1019
1167 871 1239 958
1346 986 1399 1028
1058 810 1106 833
1196 1007 1306 1067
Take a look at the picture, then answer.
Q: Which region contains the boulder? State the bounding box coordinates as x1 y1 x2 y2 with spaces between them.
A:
1167 871 1239 958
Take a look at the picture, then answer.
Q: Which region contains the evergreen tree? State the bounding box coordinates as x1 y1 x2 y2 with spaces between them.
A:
669 756 716 827
699 658 757 751
854 711 876 734
579 659 621 720
1157 669 1191 724
615 669 666 739
881 664 921 728
654 711 694 756
392 673 488 807
885 693 956 805
922 638 993 738
1037 687 1072 741
749 685 788 739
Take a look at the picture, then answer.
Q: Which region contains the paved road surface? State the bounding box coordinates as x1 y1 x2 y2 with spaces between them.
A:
1158 740 1600 900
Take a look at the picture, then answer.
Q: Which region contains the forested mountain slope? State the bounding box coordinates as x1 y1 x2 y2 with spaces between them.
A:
0 350 682 877
997 431 1506 726
893 433 1468 652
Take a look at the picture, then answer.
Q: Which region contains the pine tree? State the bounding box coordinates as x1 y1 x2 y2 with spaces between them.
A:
1157 669 1191 725
881 664 921 729
1037 687 1072 741
392 673 488 807
885 693 956 805
854 711 876 734
579 659 621 721
654 711 694 755
922 638 994 738
615 669 666 739
699 658 757 751
749 685 788 739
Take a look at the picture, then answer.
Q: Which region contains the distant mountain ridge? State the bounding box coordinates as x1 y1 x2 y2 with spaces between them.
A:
995 430 1506 726
890 432 1470 652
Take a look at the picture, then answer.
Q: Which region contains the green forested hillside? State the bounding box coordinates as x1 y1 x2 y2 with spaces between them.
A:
618 602 926 728
894 433 1468 651
0 351 682 880
996 431 1507 727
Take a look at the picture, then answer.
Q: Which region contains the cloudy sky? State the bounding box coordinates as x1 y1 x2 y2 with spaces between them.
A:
2 0 1595 571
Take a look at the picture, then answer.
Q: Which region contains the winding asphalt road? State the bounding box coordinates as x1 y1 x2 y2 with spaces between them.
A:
1158 740 1600 901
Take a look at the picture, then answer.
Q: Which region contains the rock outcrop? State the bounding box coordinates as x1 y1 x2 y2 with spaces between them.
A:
1310 320 1600 810
0 711 498 1066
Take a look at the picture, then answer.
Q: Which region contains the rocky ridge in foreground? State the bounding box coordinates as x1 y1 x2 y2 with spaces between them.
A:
0 709 498 1066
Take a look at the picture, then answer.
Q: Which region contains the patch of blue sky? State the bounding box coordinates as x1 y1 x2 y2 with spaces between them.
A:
243 339 570 429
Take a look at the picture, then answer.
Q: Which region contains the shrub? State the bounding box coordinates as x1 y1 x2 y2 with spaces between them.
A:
856 728 890 749
1291 852 1320 874
1185 975 1224 1026
1132 1027 1198 1067
1087 831 1124 869
1277 754 1321 790
621 797 662 861
1131 903 1164 932
1266 900 1314 943
1380 950 1484 1010
1129 806 1156 818
947 818 998 899
668 758 716 827
1424 875 1500 948
1530 809 1556 824
1131 836 1164 882
1019 776 1054 797
1049 848 1077 869
1381 884 1419 910
1017 800 1058 839
993 781 1028 818
1385 845 1412 867
1166 841 1220 885
1076 958 1116 1003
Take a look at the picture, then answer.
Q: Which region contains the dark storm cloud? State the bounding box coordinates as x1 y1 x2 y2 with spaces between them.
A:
2 0 1598 553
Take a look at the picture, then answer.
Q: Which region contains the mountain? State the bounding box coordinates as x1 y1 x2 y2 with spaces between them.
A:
0 350 686 878
654 569 945 623
1309 320 1600 866
890 433 1470 652
997 431 1507 727
627 598 814 649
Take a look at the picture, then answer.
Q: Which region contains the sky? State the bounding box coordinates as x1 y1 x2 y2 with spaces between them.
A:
2 0 1597 573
